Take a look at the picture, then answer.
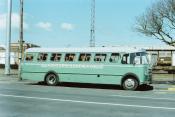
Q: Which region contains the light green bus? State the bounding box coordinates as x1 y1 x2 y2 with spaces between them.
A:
21 47 152 90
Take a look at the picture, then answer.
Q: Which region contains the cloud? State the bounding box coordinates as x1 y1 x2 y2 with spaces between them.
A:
0 14 6 29
0 13 28 30
11 13 28 29
61 23 75 31
36 22 52 31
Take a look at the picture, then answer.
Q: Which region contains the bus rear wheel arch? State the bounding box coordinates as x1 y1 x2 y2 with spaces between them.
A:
121 75 139 90
45 72 58 86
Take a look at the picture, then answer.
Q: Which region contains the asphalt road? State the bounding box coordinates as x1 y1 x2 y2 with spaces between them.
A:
0 82 175 117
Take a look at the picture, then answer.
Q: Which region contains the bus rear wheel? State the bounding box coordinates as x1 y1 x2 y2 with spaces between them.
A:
122 77 138 90
45 73 58 86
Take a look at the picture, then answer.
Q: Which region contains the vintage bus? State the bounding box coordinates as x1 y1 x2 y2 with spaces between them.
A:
21 47 152 90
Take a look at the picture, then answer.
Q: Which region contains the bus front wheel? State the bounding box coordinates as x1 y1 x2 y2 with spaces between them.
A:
45 73 58 86
122 77 138 90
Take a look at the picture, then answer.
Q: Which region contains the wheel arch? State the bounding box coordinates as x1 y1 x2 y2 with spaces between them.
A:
121 73 140 86
44 70 58 82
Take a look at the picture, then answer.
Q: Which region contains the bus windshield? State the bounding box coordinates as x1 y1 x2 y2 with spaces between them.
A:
131 52 149 65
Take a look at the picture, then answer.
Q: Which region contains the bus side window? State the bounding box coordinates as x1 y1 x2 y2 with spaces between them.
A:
109 53 120 62
37 53 48 61
86 54 91 61
94 53 107 62
79 53 91 62
25 54 34 61
65 53 76 62
121 54 129 64
50 53 61 62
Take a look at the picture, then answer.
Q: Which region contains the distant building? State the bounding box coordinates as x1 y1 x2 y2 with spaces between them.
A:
113 45 175 67
112 45 175 57
0 43 40 68
142 45 175 58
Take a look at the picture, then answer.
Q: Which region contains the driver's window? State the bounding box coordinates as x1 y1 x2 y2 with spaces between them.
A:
134 56 141 64
141 55 148 64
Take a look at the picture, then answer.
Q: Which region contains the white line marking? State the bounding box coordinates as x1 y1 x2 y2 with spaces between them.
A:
0 93 175 110
0 82 11 84
110 95 175 101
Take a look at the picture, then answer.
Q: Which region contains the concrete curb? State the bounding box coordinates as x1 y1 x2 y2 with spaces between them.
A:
152 81 175 85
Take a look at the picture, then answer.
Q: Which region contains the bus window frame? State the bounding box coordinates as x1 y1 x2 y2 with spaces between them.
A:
109 53 121 63
134 52 149 65
94 53 107 63
37 53 48 62
64 53 76 62
78 53 91 62
50 53 62 62
121 53 130 64
25 53 34 62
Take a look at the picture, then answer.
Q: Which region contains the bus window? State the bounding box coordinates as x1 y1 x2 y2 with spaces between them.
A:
25 54 34 61
50 53 61 62
141 55 149 64
37 53 48 61
94 53 107 62
121 54 129 64
79 53 91 62
65 53 76 62
109 53 120 62
134 52 149 65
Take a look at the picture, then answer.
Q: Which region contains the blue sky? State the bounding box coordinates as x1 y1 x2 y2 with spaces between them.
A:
0 0 165 47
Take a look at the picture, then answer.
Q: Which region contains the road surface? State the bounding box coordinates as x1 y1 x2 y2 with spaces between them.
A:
0 82 175 117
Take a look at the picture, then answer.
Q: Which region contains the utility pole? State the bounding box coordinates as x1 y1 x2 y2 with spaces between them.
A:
18 0 24 80
90 0 95 47
5 0 12 75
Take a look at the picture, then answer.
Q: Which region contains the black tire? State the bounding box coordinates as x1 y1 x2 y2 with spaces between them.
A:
45 73 58 86
122 77 138 90
168 71 173 74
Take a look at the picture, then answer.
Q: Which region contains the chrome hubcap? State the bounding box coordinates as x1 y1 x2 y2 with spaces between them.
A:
124 79 135 89
47 74 56 84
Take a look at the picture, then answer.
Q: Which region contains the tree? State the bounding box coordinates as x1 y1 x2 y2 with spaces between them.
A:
135 0 175 46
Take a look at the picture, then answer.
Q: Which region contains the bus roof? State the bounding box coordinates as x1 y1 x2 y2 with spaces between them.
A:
26 47 145 53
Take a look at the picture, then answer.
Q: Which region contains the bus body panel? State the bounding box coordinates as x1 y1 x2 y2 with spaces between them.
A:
22 72 45 81
21 48 152 87
21 62 148 85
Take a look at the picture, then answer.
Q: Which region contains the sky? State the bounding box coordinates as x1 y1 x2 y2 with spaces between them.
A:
0 0 165 48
